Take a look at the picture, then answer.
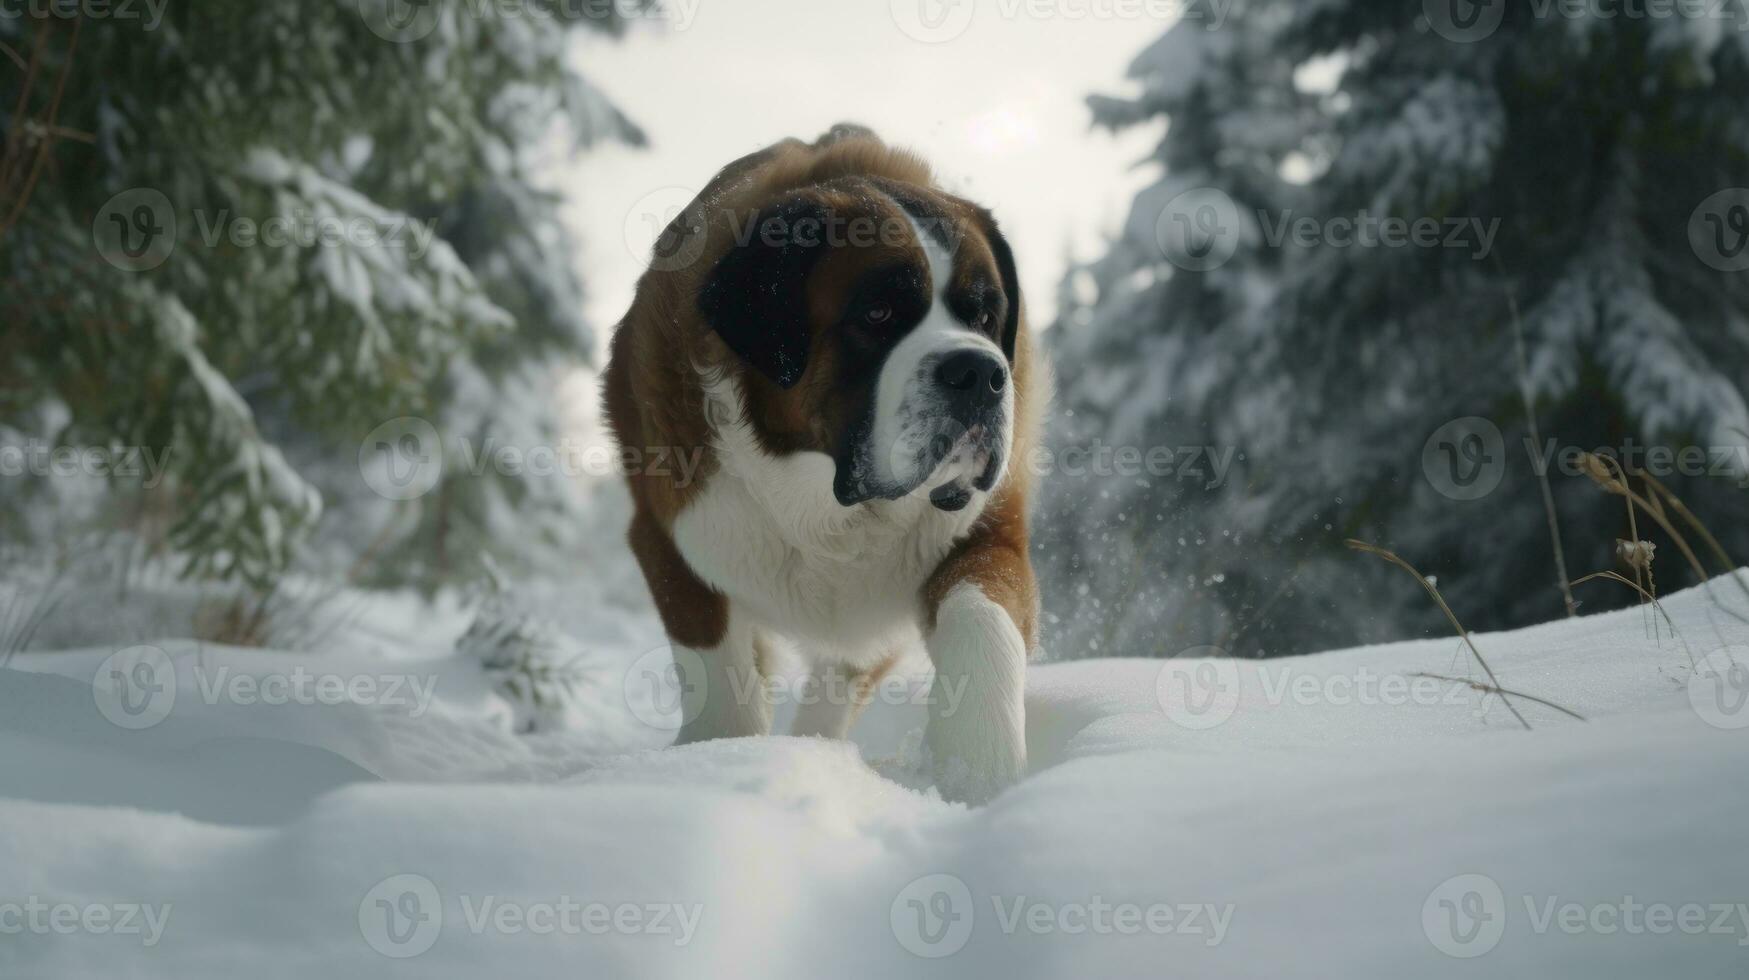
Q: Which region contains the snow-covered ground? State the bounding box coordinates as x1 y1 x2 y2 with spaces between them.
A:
4 537 1749 977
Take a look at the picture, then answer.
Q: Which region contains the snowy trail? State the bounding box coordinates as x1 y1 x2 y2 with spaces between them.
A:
3 578 1748 978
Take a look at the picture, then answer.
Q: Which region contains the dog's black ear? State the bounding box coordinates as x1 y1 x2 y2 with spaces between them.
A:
697 196 829 389
975 206 1022 362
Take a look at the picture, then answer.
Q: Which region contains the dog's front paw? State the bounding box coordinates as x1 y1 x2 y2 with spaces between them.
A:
924 584 1027 805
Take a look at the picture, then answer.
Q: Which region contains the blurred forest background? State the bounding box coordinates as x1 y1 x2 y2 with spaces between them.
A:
1037 0 1749 656
3 0 1747 661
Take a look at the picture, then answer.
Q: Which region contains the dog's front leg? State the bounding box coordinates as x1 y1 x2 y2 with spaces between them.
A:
922 529 1038 805
673 610 775 744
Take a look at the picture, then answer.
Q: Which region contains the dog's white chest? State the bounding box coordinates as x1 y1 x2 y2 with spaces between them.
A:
672 446 981 662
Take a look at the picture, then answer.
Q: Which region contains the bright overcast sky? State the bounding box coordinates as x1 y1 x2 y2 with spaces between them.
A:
559 0 1170 350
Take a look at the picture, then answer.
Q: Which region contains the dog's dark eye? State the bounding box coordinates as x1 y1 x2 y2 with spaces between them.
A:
972 311 993 331
863 304 893 326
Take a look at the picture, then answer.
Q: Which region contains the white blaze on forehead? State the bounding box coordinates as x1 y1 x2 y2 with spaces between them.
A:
908 211 956 296
864 212 1013 495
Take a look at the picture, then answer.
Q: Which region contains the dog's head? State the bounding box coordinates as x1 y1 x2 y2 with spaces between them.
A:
696 177 1022 512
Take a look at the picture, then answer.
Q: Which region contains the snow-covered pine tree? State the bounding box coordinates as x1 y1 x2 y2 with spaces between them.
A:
1038 0 1749 658
1 2 642 589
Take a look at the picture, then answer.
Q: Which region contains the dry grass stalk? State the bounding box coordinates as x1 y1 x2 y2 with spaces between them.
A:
1411 672 1587 721
1572 569 1695 667
1635 468 1749 609
191 578 357 650
1346 539 1533 730
1581 453 1707 582
2 581 66 669
1579 452 1749 627
1498 267 1579 618
193 590 277 648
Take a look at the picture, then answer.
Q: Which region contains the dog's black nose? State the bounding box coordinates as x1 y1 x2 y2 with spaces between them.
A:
933 349 1006 411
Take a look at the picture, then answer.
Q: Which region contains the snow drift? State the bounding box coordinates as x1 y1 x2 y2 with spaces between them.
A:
3 575 1748 978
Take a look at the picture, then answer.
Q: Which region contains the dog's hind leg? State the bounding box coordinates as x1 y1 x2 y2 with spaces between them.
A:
627 511 773 743
789 652 901 740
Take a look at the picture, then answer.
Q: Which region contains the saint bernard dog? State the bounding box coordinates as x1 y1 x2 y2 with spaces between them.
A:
603 124 1046 804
